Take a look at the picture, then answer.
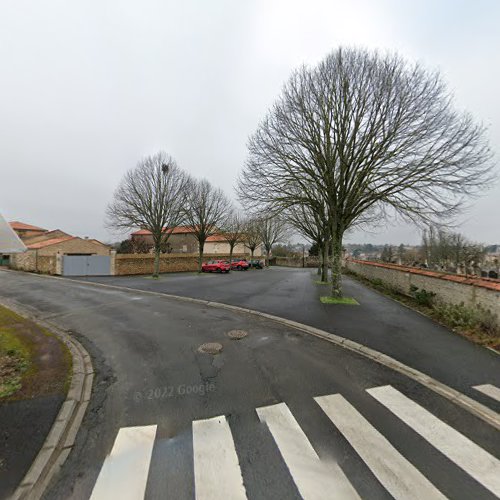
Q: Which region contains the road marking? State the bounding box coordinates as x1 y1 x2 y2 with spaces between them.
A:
90 425 157 500
192 415 247 500
257 402 360 499
473 384 500 403
315 393 445 500
368 385 500 497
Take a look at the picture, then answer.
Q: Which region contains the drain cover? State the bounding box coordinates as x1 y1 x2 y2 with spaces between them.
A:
198 342 223 354
227 330 248 340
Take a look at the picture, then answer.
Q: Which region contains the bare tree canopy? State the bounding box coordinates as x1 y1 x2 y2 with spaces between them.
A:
242 218 262 258
106 151 188 277
259 216 288 266
183 178 232 272
220 210 245 261
238 47 495 296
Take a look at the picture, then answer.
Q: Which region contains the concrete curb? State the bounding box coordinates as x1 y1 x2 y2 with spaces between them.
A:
14 270 499 432
0 297 94 500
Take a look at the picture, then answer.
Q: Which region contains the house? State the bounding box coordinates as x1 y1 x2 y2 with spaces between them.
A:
6 221 111 274
130 226 262 256
9 221 47 240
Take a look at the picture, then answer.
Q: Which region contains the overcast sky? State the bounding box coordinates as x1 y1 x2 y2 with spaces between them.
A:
1 0 499 245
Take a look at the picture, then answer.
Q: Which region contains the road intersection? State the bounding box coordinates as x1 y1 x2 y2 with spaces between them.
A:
0 268 499 499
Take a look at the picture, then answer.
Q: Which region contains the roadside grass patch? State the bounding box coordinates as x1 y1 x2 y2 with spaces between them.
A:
320 296 359 305
314 280 329 285
0 331 30 398
0 305 72 400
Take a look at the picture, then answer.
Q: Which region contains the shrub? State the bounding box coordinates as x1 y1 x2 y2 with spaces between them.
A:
410 286 436 307
433 302 499 337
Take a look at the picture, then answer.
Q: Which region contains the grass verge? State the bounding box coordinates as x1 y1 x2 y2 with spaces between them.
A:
0 305 72 400
314 280 329 285
344 269 500 351
320 296 359 305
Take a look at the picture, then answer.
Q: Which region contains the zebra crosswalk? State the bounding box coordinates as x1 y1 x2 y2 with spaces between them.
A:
90 384 500 500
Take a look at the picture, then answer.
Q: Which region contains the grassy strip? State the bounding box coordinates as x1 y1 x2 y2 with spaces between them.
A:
0 305 72 399
320 296 359 305
314 280 329 285
344 269 500 351
0 308 32 398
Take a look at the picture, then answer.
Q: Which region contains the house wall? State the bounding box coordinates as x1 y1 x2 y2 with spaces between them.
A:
344 259 500 327
9 251 57 273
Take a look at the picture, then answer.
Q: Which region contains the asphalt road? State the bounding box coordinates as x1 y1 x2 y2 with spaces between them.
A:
0 269 499 499
78 267 500 413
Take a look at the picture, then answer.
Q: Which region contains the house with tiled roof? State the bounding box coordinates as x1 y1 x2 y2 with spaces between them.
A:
9 221 47 240
130 226 262 256
6 221 111 274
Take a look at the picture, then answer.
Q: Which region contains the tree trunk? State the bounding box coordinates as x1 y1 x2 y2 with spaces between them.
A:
153 248 160 278
251 247 255 258
321 244 328 282
330 232 343 297
198 242 205 273
265 246 271 267
229 244 234 263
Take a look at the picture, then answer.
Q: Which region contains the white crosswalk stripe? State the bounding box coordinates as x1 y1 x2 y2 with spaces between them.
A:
193 415 247 500
315 393 446 500
257 402 360 499
90 425 157 500
473 383 500 403
87 383 500 499
368 385 500 497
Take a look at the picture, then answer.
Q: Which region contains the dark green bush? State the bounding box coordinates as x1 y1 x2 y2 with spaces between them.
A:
410 286 436 307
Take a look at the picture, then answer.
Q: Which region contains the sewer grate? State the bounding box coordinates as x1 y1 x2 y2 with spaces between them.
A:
227 330 248 340
198 342 223 354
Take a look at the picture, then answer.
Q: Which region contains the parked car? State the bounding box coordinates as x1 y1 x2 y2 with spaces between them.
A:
201 260 231 273
248 259 263 269
230 258 249 270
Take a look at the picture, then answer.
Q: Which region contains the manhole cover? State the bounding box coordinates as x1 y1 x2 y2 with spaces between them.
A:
227 330 248 340
198 342 223 354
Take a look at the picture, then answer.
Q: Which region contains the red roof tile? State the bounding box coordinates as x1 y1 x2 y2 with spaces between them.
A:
9 221 47 232
206 234 226 242
27 236 75 249
131 226 199 236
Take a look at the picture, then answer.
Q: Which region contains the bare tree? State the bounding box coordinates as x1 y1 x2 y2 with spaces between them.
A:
106 151 188 278
220 210 245 262
238 47 494 297
183 178 232 272
242 218 262 258
259 216 288 266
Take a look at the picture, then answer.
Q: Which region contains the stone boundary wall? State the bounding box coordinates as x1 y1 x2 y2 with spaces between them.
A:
345 259 500 325
273 256 319 268
10 252 57 274
114 253 249 275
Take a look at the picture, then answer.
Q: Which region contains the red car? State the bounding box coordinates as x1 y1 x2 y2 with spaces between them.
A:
230 258 249 270
201 260 231 273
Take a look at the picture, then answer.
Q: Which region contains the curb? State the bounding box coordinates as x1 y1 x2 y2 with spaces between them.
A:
0 298 94 500
11 270 499 432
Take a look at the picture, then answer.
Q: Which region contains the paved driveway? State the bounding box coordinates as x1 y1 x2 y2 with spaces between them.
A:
78 267 500 412
0 270 499 499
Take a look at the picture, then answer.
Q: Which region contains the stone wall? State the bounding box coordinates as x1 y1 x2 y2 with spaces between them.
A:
273 256 319 268
345 259 500 325
9 251 56 274
114 253 249 275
